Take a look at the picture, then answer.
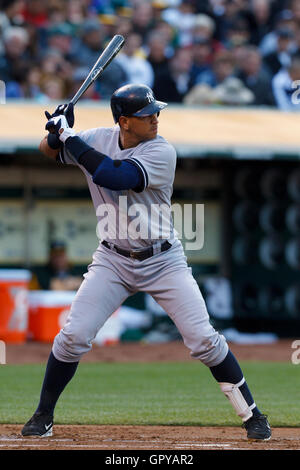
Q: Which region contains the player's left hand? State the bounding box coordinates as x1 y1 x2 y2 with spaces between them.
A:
46 115 76 143
45 103 75 128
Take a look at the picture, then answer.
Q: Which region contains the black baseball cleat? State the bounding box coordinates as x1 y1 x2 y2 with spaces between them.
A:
21 411 53 437
243 414 271 441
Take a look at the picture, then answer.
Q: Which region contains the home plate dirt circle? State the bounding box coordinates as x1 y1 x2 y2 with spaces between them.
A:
0 425 299 450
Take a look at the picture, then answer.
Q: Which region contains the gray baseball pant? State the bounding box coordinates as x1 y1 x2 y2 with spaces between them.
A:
53 240 228 367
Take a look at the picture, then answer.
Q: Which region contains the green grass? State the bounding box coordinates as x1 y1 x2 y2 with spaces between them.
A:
0 361 299 427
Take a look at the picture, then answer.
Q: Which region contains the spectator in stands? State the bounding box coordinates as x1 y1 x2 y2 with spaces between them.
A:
0 26 30 82
289 26 300 58
153 18 177 50
272 56 300 111
45 2 68 27
21 0 48 27
71 18 106 68
192 13 216 43
0 1 26 27
259 9 296 56
114 14 133 39
224 15 252 49
263 28 294 75
183 82 216 105
39 49 74 86
189 36 213 88
213 76 255 105
161 0 196 46
25 63 47 100
39 73 69 100
30 241 83 291
236 45 275 105
131 0 156 41
117 31 154 87
184 76 255 106
290 0 300 23
153 46 193 102
146 30 170 80
46 22 77 64
215 0 250 44
24 18 41 60
192 12 224 54
5 59 47 100
194 49 235 88
249 0 273 46
65 0 88 31
0 0 26 54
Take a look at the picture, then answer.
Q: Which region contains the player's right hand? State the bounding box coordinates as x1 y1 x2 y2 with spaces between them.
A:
46 115 76 143
47 132 62 150
44 103 75 128
45 115 63 149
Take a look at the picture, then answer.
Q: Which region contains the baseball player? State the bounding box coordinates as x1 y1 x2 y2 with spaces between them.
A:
22 84 271 441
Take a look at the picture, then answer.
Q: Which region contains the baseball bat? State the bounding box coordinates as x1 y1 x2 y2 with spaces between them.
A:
47 34 124 134
70 34 125 105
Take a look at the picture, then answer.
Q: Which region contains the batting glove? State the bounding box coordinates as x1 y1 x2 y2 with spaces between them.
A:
47 133 61 150
45 102 75 128
46 115 76 143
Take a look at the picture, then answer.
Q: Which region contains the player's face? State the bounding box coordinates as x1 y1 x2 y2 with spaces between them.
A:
127 113 159 141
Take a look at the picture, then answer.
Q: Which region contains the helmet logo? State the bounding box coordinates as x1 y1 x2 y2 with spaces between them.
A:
146 91 154 103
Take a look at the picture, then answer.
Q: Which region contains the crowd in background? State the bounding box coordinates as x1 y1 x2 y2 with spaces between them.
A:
1 0 300 110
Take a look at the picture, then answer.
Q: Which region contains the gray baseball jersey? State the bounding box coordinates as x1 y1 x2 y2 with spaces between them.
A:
59 126 177 249
53 125 228 367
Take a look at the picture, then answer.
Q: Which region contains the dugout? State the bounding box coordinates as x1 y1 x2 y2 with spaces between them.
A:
1 102 300 337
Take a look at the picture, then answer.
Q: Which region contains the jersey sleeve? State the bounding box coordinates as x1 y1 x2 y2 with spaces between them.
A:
126 141 177 191
57 128 99 166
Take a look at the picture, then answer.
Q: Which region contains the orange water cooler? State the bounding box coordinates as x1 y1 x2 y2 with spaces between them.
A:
0 269 31 343
28 291 76 342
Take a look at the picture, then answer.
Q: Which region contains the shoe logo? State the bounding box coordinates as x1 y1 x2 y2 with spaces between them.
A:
45 423 52 431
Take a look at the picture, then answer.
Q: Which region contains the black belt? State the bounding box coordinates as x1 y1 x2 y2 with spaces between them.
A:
102 240 172 261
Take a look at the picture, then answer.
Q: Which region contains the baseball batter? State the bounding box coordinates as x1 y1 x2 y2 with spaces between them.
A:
22 84 271 441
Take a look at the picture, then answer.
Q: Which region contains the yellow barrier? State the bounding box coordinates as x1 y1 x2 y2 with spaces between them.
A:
1 102 300 156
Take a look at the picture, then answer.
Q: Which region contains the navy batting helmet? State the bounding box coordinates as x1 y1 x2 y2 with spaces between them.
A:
110 84 167 123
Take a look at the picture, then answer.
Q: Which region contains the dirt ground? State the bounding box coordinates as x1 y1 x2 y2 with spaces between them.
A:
1 339 299 451
1 424 299 451
4 338 296 364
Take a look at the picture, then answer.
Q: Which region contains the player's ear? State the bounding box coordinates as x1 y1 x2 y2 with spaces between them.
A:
119 115 129 131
